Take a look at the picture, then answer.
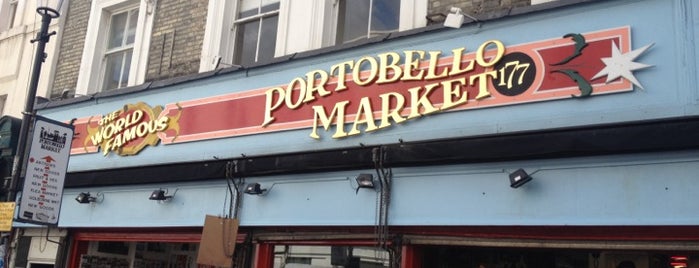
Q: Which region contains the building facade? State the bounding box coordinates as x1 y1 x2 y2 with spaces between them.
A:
0 1 67 268
0 0 63 116
7 0 699 267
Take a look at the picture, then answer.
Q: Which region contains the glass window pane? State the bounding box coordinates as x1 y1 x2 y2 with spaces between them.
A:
370 0 400 36
257 15 278 63
120 50 133 88
107 12 128 49
337 0 400 44
273 245 389 268
338 0 371 44
126 9 139 45
103 50 132 91
103 53 122 90
234 20 260 66
421 245 595 268
84 242 200 267
260 0 280 13
274 245 388 268
8 3 18 28
238 0 259 18
96 241 130 255
239 0 279 18
239 8 259 18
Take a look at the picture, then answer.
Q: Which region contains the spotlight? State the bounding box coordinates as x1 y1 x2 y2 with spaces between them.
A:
444 7 464 28
509 168 533 188
444 7 479 28
149 189 173 201
243 183 266 195
75 192 97 204
355 174 375 189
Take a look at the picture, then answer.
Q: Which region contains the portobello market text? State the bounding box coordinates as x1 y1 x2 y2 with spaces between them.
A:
262 40 507 139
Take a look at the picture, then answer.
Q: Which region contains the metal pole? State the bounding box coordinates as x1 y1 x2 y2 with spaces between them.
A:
7 8 59 202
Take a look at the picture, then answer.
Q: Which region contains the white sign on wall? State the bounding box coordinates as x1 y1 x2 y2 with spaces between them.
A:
17 116 73 225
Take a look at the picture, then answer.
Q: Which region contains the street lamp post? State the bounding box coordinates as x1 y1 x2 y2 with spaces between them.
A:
2 2 63 268
6 0 63 203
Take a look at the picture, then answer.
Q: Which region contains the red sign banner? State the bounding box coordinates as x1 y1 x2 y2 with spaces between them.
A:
69 26 652 155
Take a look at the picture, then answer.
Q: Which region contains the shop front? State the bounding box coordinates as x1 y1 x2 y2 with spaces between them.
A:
30 0 699 267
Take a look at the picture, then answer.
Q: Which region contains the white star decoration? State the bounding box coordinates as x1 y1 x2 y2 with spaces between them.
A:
591 42 654 89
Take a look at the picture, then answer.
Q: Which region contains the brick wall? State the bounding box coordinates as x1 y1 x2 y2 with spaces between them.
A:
50 0 91 98
145 0 207 82
51 0 208 98
428 0 531 24
51 1 522 98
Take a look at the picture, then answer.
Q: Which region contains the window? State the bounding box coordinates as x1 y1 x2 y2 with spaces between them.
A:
336 0 401 44
7 0 17 29
200 0 426 71
81 241 200 267
102 8 138 91
75 0 154 95
233 0 280 66
273 245 389 268
0 0 19 31
0 95 6 115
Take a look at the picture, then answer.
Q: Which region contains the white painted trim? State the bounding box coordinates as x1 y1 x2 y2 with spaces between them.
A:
0 0 11 31
199 0 236 71
310 0 332 49
321 0 338 48
74 2 101 95
400 0 428 31
274 0 290 57
276 0 330 56
75 0 153 95
532 0 557 4
200 1 225 71
0 0 27 33
131 0 155 85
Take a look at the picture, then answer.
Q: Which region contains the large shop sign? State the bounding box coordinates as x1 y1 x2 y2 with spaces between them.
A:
69 26 652 155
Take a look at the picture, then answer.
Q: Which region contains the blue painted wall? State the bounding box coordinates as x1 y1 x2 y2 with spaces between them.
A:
33 0 699 227
58 150 699 227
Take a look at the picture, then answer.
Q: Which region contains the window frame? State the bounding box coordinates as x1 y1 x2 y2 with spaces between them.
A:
334 0 403 45
75 0 154 95
317 0 427 49
7 0 18 29
101 7 139 91
0 0 20 32
200 0 427 72
231 0 281 66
